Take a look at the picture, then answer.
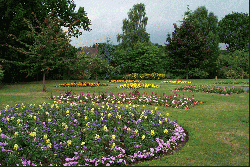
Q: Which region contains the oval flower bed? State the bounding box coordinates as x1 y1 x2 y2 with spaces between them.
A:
51 90 204 109
213 80 249 85
107 80 142 83
118 83 159 89
163 80 192 84
173 84 248 95
55 82 107 88
0 102 186 166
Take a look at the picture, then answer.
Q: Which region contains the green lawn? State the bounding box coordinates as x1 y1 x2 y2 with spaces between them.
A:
0 78 249 166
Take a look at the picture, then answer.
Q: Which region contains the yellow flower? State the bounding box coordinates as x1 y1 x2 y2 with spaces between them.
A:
80 100 83 103
155 107 157 110
134 129 138 134
143 105 145 108
66 110 70 114
95 134 99 140
77 113 81 117
48 119 51 122
142 135 145 140
29 132 36 137
67 140 72 146
86 122 90 127
164 129 168 134
151 130 155 135
17 119 21 124
45 112 49 115
103 125 108 131
43 134 47 139
127 127 131 131
165 118 168 122
100 117 103 121
14 144 18 150
64 125 68 129
14 132 18 137
47 143 52 148
33 116 36 120
108 113 112 118
0 128 1 133
81 142 85 145
166 113 169 117
85 116 87 120
112 143 115 148
111 135 115 140
46 139 50 143
159 120 162 124
11 117 14 120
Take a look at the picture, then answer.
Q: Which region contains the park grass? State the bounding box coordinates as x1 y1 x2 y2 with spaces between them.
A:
0 78 249 166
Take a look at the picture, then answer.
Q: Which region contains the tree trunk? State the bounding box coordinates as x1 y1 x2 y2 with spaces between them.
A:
43 72 46 92
42 70 49 92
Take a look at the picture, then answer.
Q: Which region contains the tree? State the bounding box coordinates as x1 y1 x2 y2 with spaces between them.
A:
176 5 221 78
114 41 166 74
1 9 86 92
164 20 211 79
116 3 151 51
0 0 92 83
217 11 249 53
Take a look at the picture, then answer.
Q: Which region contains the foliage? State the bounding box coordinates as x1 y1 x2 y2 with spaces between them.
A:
216 50 249 79
173 84 248 94
2 9 83 91
114 41 165 74
176 5 221 79
164 20 211 79
0 64 4 85
116 3 151 51
217 11 249 53
123 72 166 80
0 0 92 84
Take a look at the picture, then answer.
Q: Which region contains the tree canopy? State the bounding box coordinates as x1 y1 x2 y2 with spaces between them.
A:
164 20 211 79
0 0 92 83
217 11 249 53
116 3 151 51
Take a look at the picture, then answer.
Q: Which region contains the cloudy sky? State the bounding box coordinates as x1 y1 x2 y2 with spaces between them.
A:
58 0 249 50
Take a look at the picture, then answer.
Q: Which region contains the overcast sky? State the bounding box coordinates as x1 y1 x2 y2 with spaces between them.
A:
58 0 249 50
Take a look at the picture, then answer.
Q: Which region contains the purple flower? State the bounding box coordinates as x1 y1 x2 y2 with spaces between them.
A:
106 163 110 166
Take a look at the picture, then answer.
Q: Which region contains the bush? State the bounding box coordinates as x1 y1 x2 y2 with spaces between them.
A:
113 41 165 74
0 64 5 85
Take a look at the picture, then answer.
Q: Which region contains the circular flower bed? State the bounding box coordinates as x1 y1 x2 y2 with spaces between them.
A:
0 102 186 166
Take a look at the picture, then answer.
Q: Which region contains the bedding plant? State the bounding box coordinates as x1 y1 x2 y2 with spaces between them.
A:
51 90 204 109
173 84 248 94
118 83 159 89
55 82 107 88
0 101 186 166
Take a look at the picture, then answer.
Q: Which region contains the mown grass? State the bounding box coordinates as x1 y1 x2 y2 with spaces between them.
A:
0 78 249 166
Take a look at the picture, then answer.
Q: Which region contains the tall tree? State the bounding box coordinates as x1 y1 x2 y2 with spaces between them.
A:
116 3 151 51
164 20 211 79
217 11 249 53
176 5 221 78
1 9 85 91
0 0 92 83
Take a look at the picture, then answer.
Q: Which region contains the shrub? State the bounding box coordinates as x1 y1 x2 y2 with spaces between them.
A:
0 64 5 85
